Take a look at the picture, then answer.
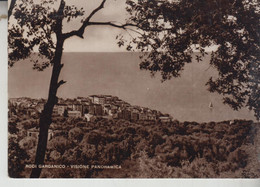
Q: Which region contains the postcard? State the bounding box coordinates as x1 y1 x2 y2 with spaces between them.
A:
7 0 259 178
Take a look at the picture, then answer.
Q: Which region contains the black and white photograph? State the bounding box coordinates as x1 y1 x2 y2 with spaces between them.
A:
7 0 260 178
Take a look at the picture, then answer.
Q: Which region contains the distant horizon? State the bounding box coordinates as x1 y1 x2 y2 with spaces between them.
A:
8 95 257 123
8 52 256 122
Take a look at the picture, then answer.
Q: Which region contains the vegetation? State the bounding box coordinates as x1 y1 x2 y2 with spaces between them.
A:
8 108 260 177
124 0 260 119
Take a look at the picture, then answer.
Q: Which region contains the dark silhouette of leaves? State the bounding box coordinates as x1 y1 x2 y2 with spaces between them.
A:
125 0 260 119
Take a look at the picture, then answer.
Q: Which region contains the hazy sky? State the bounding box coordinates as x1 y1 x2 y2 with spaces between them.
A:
8 0 130 52
63 0 129 52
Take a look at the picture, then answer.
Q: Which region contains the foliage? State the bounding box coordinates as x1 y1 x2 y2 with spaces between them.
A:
9 112 260 178
8 137 29 178
48 136 72 155
9 0 85 70
125 0 260 119
8 122 19 134
19 136 37 150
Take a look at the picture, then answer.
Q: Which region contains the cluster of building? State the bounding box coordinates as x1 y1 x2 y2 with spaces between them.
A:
9 96 173 141
9 95 173 123
8 97 45 117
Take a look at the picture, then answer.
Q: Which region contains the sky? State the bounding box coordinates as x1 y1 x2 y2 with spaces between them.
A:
63 0 130 52
8 0 131 52
8 0 219 52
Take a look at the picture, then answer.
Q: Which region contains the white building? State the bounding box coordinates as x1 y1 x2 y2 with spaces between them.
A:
159 116 173 123
84 113 94 122
89 95 106 105
57 104 67 116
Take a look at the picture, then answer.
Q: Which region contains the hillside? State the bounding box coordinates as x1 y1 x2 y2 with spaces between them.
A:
8 97 260 177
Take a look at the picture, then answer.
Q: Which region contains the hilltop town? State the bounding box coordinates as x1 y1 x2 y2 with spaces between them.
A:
8 95 173 123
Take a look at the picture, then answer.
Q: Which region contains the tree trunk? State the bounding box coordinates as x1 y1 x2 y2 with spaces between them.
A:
30 37 65 178
8 0 16 19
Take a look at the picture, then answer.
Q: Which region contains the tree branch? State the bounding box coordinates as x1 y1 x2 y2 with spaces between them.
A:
54 0 66 35
87 21 173 33
57 0 66 16
8 0 16 19
63 21 142 39
63 0 107 39
57 80 67 89
62 0 174 40
88 21 137 29
88 21 145 36
85 0 106 23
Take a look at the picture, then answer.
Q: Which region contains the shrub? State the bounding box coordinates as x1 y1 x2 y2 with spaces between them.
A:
48 136 71 155
68 127 84 142
18 136 37 150
133 151 174 178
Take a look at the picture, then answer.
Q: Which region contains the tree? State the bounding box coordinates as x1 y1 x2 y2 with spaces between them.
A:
8 0 259 178
124 0 259 119
8 121 19 134
8 137 29 178
8 0 137 178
